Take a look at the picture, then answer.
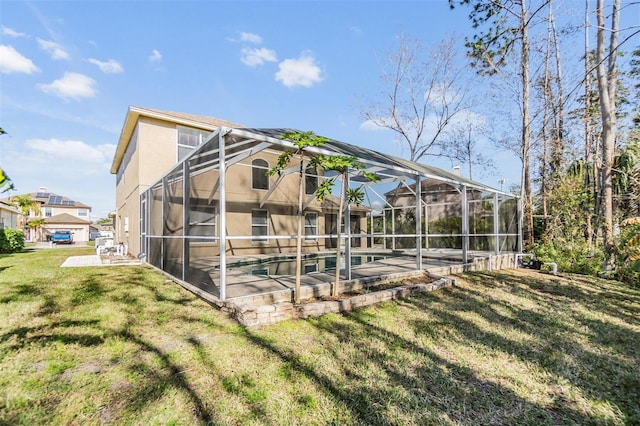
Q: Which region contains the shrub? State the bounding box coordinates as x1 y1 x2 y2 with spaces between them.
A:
615 220 640 285
0 228 25 253
532 239 605 276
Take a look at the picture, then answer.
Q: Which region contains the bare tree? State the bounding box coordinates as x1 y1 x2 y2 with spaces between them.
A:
451 0 551 246
362 35 470 162
596 0 620 263
443 116 495 180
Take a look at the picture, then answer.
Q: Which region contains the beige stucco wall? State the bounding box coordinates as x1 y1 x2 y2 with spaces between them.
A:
115 117 182 255
0 206 18 229
116 119 368 258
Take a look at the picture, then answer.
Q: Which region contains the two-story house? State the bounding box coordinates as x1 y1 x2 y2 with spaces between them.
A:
111 107 370 258
6 189 92 242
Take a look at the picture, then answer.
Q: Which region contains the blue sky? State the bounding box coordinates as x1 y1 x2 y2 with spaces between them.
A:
2 1 634 219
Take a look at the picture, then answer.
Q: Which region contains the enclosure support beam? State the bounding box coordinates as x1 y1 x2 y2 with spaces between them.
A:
218 133 227 301
415 175 423 270
424 202 429 249
493 192 499 255
462 185 468 264
161 176 166 271
517 197 523 253
182 160 190 281
344 170 352 281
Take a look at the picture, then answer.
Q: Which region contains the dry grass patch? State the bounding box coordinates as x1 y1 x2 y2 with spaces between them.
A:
1 248 638 425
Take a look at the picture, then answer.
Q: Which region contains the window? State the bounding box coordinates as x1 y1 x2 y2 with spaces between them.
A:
252 159 269 190
78 208 89 217
251 210 268 242
117 127 137 185
304 212 317 240
189 200 217 243
177 126 210 161
44 207 52 218
305 167 318 195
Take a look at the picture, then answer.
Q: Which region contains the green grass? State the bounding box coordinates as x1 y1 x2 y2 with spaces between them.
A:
1 247 639 425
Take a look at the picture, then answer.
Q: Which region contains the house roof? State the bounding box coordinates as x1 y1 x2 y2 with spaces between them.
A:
31 192 91 209
0 192 90 209
0 200 19 214
44 212 91 225
110 106 244 174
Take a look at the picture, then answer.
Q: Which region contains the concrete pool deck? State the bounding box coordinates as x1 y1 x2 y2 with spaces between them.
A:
174 250 517 307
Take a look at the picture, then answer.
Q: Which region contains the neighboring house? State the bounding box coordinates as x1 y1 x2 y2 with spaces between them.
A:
0 200 19 230
384 177 519 251
2 189 92 242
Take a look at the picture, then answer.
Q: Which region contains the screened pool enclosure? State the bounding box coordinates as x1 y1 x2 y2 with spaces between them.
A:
141 127 521 302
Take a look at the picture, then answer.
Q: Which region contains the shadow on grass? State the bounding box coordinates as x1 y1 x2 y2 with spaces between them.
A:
104 328 218 425
403 271 640 424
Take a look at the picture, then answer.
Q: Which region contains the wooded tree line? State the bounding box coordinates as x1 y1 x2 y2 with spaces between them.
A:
363 0 639 279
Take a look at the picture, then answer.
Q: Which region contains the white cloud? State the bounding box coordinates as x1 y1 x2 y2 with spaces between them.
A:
349 26 363 35
37 72 97 100
2 26 27 38
37 38 69 60
240 32 263 44
25 138 115 164
88 58 124 74
275 52 323 88
149 49 162 63
0 45 39 74
241 47 277 67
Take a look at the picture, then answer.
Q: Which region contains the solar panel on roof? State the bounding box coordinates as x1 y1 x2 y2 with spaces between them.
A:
35 192 50 198
62 200 75 206
48 195 63 205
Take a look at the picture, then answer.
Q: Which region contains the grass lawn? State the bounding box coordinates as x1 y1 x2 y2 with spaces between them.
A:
1 247 639 425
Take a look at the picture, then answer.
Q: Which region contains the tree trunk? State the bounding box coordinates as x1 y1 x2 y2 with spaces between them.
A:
294 160 305 304
332 173 346 297
595 0 617 261
521 0 534 246
584 0 593 245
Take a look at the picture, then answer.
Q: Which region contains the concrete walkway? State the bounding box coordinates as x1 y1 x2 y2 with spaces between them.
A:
61 255 142 268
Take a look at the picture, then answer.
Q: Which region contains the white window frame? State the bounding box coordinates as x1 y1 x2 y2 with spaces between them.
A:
44 207 52 218
189 203 217 245
304 212 318 241
77 208 89 217
251 159 270 190
177 126 210 162
251 209 268 243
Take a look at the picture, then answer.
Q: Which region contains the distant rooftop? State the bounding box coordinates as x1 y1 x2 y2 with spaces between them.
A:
31 191 90 209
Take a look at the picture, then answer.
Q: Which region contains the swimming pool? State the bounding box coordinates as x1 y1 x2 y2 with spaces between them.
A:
228 252 404 276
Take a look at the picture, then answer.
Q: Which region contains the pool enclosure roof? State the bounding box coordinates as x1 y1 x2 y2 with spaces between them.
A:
181 126 514 197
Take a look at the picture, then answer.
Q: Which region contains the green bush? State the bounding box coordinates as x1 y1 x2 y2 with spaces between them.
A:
532 240 605 276
0 228 25 253
615 221 640 285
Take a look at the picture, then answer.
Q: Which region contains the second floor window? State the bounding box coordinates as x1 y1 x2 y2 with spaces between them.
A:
252 159 269 190
305 167 318 195
44 207 52 218
177 126 210 161
78 208 89 217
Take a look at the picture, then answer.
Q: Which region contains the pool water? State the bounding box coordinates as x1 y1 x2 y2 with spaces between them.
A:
230 253 400 276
